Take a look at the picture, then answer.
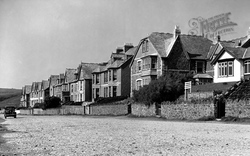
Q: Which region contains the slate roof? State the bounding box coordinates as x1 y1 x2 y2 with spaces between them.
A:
78 63 102 79
65 68 77 83
49 75 59 87
223 47 246 59
42 80 49 90
24 85 31 94
125 46 137 56
148 32 173 57
179 35 212 60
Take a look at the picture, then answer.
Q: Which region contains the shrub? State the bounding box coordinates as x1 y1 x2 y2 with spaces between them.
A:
94 96 128 104
44 96 61 109
133 71 193 106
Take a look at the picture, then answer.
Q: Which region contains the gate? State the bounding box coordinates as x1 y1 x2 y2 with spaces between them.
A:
214 92 225 119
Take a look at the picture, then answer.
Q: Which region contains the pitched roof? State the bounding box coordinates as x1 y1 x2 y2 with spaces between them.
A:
42 80 49 90
125 46 137 56
223 47 246 59
179 35 212 60
148 32 173 57
49 75 59 87
24 85 31 94
65 68 76 83
79 63 101 79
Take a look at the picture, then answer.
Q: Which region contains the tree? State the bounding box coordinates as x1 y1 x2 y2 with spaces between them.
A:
44 96 61 109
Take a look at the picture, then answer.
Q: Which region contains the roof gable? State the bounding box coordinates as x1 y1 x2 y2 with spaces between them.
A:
79 63 101 79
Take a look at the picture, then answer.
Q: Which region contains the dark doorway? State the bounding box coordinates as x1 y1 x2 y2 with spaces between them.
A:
155 103 161 116
127 104 131 114
214 98 225 118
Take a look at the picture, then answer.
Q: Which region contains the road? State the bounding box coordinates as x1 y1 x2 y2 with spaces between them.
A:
0 115 250 156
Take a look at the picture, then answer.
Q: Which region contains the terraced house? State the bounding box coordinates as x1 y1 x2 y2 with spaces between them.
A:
20 85 31 108
38 80 50 103
70 62 100 103
54 73 65 100
30 82 42 107
48 75 59 97
92 44 136 100
130 26 213 95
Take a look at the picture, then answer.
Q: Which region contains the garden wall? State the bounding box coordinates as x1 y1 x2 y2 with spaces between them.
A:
226 100 250 118
131 103 156 117
161 102 214 120
90 102 128 115
60 105 85 115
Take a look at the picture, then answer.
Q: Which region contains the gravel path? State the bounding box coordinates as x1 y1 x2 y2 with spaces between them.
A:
1 115 250 156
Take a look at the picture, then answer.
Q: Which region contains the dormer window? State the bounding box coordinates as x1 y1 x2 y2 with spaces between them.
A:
196 61 205 73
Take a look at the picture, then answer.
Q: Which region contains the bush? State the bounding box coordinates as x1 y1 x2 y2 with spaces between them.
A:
33 103 45 109
132 71 193 106
44 96 61 109
94 96 128 104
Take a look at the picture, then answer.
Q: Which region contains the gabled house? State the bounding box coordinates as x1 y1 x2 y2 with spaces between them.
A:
54 73 65 99
20 85 31 107
130 26 213 95
48 75 59 97
61 68 76 103
208 28 250 83
70 62 100 103
30 82 41 107
92 44 136 100
39 80 49 103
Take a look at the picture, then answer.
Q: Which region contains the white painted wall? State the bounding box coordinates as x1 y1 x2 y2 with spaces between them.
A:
214 51 243 83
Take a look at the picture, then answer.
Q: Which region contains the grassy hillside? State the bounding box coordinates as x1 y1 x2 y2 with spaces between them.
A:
0 88 22 108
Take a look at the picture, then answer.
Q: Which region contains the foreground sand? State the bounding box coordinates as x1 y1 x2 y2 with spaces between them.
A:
1 115 250 155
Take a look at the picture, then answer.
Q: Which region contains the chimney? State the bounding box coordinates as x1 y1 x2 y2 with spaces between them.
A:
174 25 181 38
124 43 134 52
116 47 123 54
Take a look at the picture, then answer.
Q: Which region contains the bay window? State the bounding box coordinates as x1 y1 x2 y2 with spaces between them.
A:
218 61 233 77
244 60 250 74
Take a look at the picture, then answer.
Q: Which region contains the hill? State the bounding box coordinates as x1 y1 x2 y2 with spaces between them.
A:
0 88 22 108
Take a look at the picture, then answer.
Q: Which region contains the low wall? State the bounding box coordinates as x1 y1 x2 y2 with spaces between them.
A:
90 102 128 115
226 100 250 118
60 105 85 115
161 102 214 120
19 109 32 115
188 92 213 100
33 108 60 115
131 103 156 117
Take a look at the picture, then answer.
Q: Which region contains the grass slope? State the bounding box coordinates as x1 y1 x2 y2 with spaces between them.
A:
0 88 21 108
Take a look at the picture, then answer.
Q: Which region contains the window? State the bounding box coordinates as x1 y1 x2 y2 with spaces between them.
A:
113 86 117 97
71 84 73 92
104 72 108 83
142 40 149 53
113 69 117 81
109 86 112 97
137 60 142 72
96 88 99 98
136 79 142 90
218 61 233 77
80 81 83 90
244 61 250 74
92 75 95 84
96 74 100 84
104 87 108 97
108 70 112 81
151 57 157 69
80 93 82 102
196 61 204 73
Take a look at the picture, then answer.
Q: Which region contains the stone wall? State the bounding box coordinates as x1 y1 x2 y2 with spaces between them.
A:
161 102 214 120
60 105 85 115
33 108 60 115
19 109 32 115
131 103 156 117
226 100 250 118
90 102 128 115
188 92 213 100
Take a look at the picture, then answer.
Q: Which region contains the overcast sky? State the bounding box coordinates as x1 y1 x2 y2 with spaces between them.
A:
1 0 250 89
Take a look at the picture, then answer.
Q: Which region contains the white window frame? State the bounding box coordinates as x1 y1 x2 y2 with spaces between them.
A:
136 79 142 90
244 60 250 74
137 60 142 72
218 61 233 77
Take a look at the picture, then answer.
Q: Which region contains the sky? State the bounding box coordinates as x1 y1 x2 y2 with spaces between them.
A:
1 0 250 89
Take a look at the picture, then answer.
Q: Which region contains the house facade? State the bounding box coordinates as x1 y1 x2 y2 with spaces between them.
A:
70 62 101 103
208 28 250 83
39 80 49 103
92 44 136 100
30 82 41 107
48 75 59 97
54 74 65 100
20 85 31 107
130 26 213 95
